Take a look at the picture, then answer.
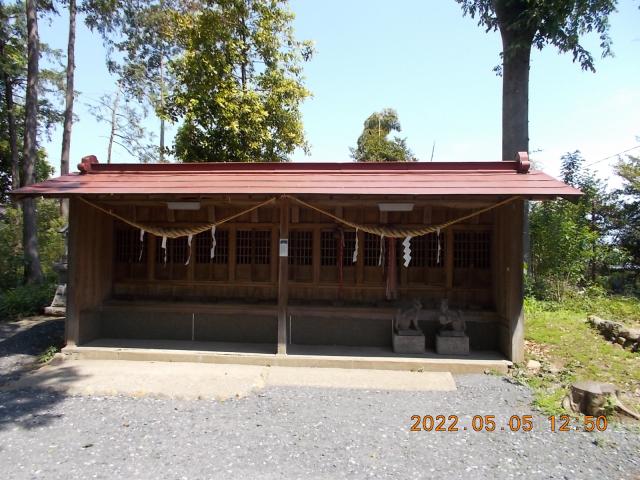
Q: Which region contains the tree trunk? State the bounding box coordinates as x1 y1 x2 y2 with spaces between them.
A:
60 0 76 217
107 90 120 164
499 35 532 160
22 0 43 284
1 60 19 191
494 0 536 160
159 56 165 163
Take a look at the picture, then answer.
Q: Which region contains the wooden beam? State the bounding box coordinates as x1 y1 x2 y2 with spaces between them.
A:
277 197 290 355
291 205 300 223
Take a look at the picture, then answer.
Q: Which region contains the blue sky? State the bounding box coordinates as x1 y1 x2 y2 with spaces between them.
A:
40 1 640 183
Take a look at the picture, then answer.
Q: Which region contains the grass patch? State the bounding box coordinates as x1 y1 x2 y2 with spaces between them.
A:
38 345 60 364
527 294 640 327
519 296 640 417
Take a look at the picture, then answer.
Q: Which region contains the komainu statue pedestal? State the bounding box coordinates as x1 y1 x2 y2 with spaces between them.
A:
435 299 469 355
393 329 426 354
435 332 469 356
392 299 425 354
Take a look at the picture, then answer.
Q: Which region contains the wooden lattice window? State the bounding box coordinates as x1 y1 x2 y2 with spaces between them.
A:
155 236 189 264
236 230 271 265
236 230 252 265
320 231 337 266
289 231 313 266
115 227 145 263
195 229 228 264
342 231 356 266
410 233 444 268
363 233 381 267
454 231 491 269
253 230 271 265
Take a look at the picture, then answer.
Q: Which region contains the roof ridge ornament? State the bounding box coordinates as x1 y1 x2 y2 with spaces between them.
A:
78 155 99 174
516 152 530 174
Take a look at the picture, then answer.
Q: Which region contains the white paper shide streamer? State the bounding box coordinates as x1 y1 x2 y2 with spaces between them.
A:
185 234 193 265
402 236 412 267
138 229 145 262
436 228 442 265
161 235 168 264
210 226 217 260
352 228 359 263
378 234 385 267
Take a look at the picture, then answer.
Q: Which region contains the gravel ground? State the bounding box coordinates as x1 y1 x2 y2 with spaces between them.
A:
1 375 639 480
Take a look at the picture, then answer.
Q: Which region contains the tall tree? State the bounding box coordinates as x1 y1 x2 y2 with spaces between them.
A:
87 87 156 163
165 0 313 163
0 1 64 203
350 108 416 162
59 0 76 218
0 2 25 191
60 0 75 178
456 0 616 160
84 0 183 162
22 0 43 283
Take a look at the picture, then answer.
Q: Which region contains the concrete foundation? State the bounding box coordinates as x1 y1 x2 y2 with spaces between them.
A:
62 339 511 374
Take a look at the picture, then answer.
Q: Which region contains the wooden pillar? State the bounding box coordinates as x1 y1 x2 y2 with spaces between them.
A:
277 197 290 355
503 199 525 362
66 197 80 346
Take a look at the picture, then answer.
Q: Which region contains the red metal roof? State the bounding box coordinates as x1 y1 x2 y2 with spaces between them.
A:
11 157 581 199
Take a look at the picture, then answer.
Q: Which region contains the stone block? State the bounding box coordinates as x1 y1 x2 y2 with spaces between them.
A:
393 332 425 354
436 334 469 356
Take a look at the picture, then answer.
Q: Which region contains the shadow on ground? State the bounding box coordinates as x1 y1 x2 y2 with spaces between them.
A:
0 318 83 431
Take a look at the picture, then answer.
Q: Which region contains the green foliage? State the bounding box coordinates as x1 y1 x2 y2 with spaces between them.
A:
84 0 184 161
0 0 65 198
0 281 56 319
456 0 616 72
38 344 60 363
0 198 65 290
350 109 416 162
528 151 625 300
614 154 640 288
166 0 313 163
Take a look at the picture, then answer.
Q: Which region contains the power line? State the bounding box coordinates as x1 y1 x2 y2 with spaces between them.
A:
584 145 640 167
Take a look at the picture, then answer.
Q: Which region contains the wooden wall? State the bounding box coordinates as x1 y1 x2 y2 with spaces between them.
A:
108 196 497 310
66 197 114 345
493 199 525 362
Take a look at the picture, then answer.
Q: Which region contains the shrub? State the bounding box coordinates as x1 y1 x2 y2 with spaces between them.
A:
0 282 56 320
